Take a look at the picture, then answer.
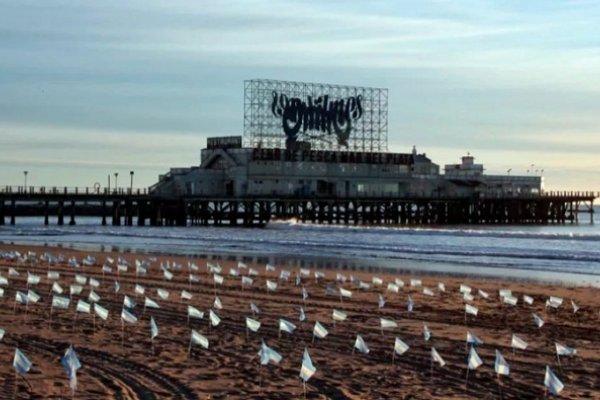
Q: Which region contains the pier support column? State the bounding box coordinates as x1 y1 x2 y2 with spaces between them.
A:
101 201 107 226
0 200 4 225
137 201 145 226
69 201 76 225
44 200 49 225
125 200 133 226
57 201 64 225
10 199 16 225
112 200 121 226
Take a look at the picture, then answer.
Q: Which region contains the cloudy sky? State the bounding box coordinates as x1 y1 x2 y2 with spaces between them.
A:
1 0 598 191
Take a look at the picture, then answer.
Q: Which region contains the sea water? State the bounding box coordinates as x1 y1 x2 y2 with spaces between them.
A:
1 207 599 286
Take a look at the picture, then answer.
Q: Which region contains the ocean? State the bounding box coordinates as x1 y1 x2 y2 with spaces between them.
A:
1 207 599 286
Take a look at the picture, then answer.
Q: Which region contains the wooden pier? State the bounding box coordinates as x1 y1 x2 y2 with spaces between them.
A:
0 186 596 227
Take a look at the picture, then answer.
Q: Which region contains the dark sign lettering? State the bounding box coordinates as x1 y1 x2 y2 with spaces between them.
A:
271 91 363 148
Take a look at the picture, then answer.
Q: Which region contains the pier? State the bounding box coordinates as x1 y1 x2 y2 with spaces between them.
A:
0 186 596 227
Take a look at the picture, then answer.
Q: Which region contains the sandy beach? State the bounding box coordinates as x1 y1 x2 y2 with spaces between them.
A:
0 243 599 399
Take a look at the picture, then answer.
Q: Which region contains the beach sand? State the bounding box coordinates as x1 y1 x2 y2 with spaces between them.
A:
0 243 599 399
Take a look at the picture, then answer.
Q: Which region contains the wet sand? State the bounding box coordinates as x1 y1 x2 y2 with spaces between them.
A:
0 243 599 399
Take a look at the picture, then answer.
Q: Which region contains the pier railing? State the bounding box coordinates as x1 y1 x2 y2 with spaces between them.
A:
0 186 148 196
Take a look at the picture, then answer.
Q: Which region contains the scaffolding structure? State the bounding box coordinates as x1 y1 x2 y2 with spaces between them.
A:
244 79 388 152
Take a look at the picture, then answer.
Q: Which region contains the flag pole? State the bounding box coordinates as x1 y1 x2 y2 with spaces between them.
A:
392 350 395 365
303 380 306 399
465 367 470 391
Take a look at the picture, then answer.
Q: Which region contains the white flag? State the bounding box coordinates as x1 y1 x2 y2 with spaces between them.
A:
523 295 534 305
299 268 310 277
395 278 405 287
47 271 60 280
437 282 446 292
279 319 296 334
358 281 370 290
463 293 475 302
135 284 145 295
571 299 579 314
465 304 478 316
191 329 209 349
189 274 200 283
15 291 28 304
121 308 138 324
387 283 400 293
52 295 70 309
466 331 483 346
246 317 261 332
266 263 276 272
213 296 223 310
499 289 512 298
144 297 160 309
213 274 224 285
533 313 544 328
332 309 347 322
181 290 192 301
27 272 41 286
242 276 253 287
544 366 564 396
27 289 41 304
89 278 100 288
410 278 422 287
431 347 446 367
407 296 414 312
150 317 159 339
299 348 316 382
460 284 472 294
76 300 91 313
394 338 409 355
266 280 278 292
74 274 87 285
423 324 431 341
423 287 435 297
52 282 63 294
555 342 576 356
378 294 386 308
258 340 282 365
88 290 100 303
157 288 169 300
229 268 239 277
380 318 398 329
187 305 204 320
209 309 221 326
123 295 136 309
313 321 328 339
478 289 489 299
94 303 109 320
339 288 352 298
503 295 518 306
8 268 19 277
13 348 32 375
70 284 83 296
468 346 483 370
372 276 383 286
163 269 174 281
249 268 259 276
495 350 509 376
546 296 563 308
511 334 528 350
354 335 370 354
299 307 306 322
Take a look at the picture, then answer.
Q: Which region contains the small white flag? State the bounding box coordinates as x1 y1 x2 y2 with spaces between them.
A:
242 276 253 287
332 309 347 322
248 268 259 277
74 274 87 285
94 303 109 320
47 271 60 280
495 350 509 376
52 295 70 309
410 278 422 287
424 324 431 341
27 289 41 304
187 305 204 320
181 290 192 301
499 289 512 298
70 284 83 296
387 283 400 293
52 282 63 294
88 290 100 303
555 342 576 356
468 346 483 370
503 295 518 306
144 297 160 309
13 348 32 375
523 295 534 305
246 317 261 332
150 316 159 339
467 331 483 346
163 270 174 281
380 318 398 329
465 304 478 316
299 348 316 382
157 288 169 300
423 287 435 297
89 278 100 288
460 284 472 294
213 274 224 285
431 347 446 367
511 334 528 350
544 366 564 396
279 319 296 334
438 282 446 292
394 338 410 355
395 278 405 287
354 335 370 354
571 299 579 314
533 313 544 328
213 296 223 310
76 300 91 313
546 296 563 308
135 284 145 295
266 263 276 272
191 329 209 349
463 293 474 302
407 296 414 312
313 321 328 339
123 295 136 309
299 307 306 322
266 280 278 292
478 289 489 299
27 272 41 285
378 294 386 308
339 288 353 298
209 309 221 326
121 308 138 324
372 276 383 286
258 340 282 365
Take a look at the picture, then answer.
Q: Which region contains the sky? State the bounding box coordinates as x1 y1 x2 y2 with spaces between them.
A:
0 0 599 191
